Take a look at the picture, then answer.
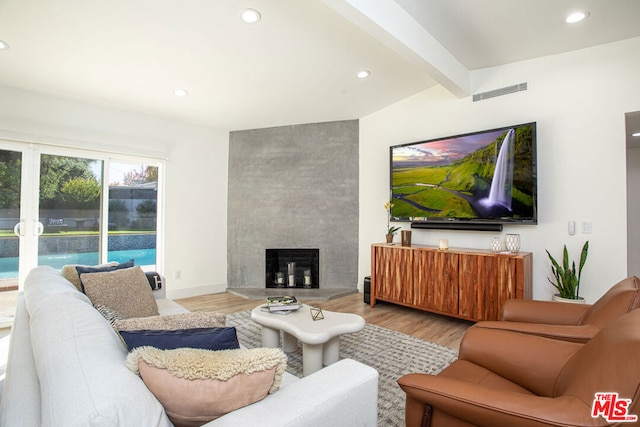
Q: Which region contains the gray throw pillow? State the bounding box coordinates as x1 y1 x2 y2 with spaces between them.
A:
81 266 159 318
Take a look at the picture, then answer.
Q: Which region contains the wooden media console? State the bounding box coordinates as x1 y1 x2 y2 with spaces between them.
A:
370 243 532 321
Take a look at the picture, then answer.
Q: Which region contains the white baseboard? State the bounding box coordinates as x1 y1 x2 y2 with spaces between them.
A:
166 282 226 300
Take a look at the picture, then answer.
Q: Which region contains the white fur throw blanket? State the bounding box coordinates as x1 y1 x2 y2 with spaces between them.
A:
126 346 287 394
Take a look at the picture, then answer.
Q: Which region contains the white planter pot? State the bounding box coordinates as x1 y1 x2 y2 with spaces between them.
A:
552 294 586 304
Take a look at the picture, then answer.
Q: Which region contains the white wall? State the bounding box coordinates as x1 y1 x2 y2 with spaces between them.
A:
359 37 640 303
0 85 229 298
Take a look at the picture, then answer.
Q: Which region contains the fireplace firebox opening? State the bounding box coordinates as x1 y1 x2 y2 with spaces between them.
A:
266 248 319 289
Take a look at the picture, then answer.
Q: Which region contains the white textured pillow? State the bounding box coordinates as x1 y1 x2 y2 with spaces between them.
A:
81 266 159 318
127 346 287 426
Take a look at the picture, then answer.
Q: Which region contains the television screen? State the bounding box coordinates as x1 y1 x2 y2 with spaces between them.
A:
390 122 537 224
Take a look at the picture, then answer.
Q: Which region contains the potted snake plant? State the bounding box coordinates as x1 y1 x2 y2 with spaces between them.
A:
546 241 589 303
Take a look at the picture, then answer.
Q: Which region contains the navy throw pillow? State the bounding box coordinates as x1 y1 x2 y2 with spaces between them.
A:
119 327 240 351
76 260 135 292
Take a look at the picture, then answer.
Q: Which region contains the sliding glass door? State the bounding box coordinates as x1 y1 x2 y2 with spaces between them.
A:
0 148 24 287
37 153 103 269
106 161 158 266
0 141 162 288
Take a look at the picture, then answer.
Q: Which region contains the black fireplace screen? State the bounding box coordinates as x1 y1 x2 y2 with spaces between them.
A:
265 248 319 289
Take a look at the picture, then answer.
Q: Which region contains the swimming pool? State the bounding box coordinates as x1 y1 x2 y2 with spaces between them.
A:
0 248 157 279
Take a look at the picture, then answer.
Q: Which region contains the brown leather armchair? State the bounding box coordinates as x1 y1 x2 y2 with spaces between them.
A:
398 308 640 427
475 276 640 343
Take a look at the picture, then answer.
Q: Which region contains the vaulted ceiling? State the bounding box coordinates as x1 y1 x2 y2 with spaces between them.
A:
0 0 638 133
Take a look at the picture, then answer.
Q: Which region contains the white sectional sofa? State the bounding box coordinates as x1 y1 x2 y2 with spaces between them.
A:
0 266 379 426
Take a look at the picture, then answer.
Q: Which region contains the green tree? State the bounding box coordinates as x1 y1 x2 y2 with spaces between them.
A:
136 199 157 214
39 155 97 208
61 177 101 209
0 152 21 209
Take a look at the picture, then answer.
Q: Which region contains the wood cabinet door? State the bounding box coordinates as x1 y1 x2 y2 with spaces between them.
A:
459 253 497 320
492 256 523 317
459 254 522 321
372 246 413 304
413 249 458 313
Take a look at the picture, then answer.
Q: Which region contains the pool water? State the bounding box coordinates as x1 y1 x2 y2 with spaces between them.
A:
0 249 156 279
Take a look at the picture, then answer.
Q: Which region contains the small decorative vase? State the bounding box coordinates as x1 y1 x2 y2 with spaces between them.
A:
401 230 412 246
490 237 503 253
385 234 393 244
504 234 521 253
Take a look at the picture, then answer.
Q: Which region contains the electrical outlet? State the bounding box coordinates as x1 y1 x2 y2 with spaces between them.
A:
581 221 592 234
174 270 181 280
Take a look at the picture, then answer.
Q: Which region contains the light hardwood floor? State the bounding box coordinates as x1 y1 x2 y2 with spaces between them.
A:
175 292 473 350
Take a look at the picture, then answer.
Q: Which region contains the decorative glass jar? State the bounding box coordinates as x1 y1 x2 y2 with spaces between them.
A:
504 234 521 253
490 237 503 253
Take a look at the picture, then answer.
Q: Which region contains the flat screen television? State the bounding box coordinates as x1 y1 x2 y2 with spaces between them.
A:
390 122 537 225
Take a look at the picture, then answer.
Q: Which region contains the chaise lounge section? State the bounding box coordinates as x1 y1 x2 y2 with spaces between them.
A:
0 266 379 426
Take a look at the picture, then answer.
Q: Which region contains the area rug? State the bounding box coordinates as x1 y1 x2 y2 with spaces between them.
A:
226 310 458 426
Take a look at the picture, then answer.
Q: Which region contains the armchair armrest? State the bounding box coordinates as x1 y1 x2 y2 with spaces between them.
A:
474 321 600 343
398 374 596 427
501 299 591 325
459 326 582 396
207 359 379 427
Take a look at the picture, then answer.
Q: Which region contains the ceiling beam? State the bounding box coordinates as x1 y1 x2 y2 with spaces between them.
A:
322 0 470 97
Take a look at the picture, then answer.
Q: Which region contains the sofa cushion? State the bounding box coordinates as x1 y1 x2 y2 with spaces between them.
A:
75 259 134 291
81 266 159 318
120 327 240 351
126 346 287 427
61 261 118 292
115 311 226 331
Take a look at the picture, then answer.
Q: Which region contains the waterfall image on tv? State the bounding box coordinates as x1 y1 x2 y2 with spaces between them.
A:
390 122 537 223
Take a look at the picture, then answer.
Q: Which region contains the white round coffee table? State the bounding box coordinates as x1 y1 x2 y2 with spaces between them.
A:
250 304 365 376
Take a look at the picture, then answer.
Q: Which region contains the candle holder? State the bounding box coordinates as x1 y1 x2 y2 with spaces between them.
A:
439 239 449 251
505 234 521 253
490 237 503 253
303 270 312 288
287 262 296 287
275 272 285 287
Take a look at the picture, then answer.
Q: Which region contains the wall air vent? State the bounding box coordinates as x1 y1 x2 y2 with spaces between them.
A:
472 83 528 102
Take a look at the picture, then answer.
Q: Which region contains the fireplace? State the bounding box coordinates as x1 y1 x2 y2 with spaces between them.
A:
266 248 319 289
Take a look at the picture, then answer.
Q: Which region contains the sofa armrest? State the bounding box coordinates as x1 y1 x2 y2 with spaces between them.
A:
0 293 41 427
501 299 590 324
398 373 596 427
155 298 189 315
205 359 379 427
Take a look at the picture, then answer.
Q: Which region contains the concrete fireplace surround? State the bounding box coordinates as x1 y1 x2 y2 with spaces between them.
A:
227 120 359 300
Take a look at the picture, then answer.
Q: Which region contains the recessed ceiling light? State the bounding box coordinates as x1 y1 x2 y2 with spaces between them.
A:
565 11 589 24
356 70 371 79
174 89 189 97
240 8 261 24
0 40 9 50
